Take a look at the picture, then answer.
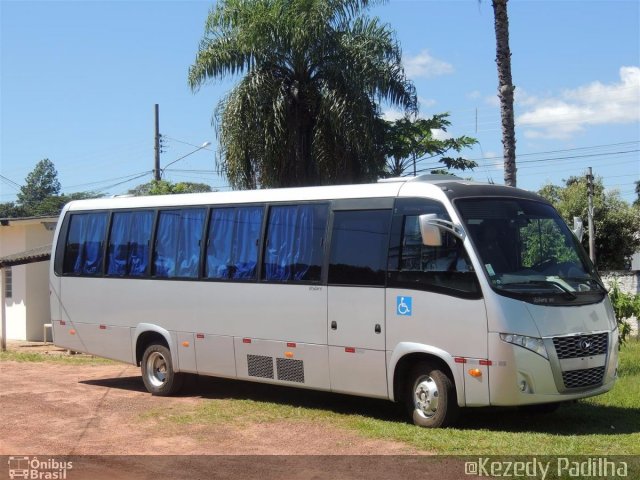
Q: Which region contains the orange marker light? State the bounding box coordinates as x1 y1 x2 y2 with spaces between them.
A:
182 341 190 347
468 368 482 378
285 352 294 358
69 329 76 335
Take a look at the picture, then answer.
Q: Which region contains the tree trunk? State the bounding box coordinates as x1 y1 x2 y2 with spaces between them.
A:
492 0 517 187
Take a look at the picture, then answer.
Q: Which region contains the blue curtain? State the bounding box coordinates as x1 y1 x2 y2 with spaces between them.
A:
153 208 205 278
206 208 234 279
66 213 108 275
206 206 263 280
264 205 327 282
107 211 153 276
233 207 263 279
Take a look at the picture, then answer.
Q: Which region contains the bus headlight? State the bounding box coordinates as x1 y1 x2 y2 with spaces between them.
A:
500 333 548 359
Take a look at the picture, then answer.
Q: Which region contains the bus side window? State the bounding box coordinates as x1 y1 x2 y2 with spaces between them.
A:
62 212 108 276
107 211 154 277
328 210 391 286
206 206 264 280
262 204 328 283
152 208 206 279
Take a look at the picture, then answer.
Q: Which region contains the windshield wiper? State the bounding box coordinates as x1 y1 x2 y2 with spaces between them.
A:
501 280 578 300
563 276 607 293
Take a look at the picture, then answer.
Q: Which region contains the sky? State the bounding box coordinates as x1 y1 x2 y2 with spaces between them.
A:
1 0 639 204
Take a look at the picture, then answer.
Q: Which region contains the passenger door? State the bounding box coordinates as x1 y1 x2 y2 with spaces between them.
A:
327 207 393 398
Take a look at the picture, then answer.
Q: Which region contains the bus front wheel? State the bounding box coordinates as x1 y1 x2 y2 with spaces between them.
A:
405 362 459 428
141 344 184 396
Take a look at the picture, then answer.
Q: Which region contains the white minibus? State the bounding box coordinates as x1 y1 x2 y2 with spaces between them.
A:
49 175 618 427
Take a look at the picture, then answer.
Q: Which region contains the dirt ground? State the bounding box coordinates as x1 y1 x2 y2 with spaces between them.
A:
0 343 472 479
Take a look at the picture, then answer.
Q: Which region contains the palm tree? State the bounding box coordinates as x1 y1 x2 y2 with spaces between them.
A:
491 0 517 187
188 0 416 189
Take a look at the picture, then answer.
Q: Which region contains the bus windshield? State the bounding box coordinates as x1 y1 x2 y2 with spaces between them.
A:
455 197 606 305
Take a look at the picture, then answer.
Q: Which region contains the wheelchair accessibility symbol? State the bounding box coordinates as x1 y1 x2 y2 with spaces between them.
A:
396 296 412 316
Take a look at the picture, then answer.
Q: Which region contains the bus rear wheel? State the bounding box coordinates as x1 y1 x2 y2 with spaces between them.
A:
141 344 184 396
405 362 459 428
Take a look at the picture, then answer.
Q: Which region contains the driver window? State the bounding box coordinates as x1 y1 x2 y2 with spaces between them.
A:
388 198 481 298
402 216 470 273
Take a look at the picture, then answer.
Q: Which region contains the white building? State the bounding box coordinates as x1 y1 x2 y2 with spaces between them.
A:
1 216 56 341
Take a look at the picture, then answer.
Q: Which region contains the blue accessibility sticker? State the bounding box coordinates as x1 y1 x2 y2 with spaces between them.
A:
396 296 412 316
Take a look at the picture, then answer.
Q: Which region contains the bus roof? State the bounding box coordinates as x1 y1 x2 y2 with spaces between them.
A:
64 175 545 212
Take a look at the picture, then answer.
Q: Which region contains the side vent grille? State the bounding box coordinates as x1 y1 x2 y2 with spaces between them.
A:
247 354 274 379
276 358 305 383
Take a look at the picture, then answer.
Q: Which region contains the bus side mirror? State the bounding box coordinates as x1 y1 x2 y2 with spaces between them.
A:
419 214 443 247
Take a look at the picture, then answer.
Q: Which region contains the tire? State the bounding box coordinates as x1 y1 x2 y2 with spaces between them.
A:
141 344 184 396
405 362 459 428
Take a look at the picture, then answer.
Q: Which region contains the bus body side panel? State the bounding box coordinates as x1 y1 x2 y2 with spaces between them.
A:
191 282 327 344
234 337 330 390
327 286 388 397
194 333 237 378
386 289 489 406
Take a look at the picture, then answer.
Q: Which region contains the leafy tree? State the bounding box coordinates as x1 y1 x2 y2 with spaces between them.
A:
383 114 478 177
1 160 102 218
634 180 639 207
128 180 213 196
491 0 517 187
16 158 61 210
539 176 640 270
0 202 28 219
28 191 102 217
188 0 416 189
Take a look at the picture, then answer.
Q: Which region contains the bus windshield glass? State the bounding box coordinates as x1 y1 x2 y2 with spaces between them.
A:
455 197 606 305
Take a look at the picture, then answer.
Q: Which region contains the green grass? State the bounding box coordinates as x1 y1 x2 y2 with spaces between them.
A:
0 350 118 365
143 339 640 455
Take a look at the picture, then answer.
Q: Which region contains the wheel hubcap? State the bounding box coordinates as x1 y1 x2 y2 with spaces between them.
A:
414 376 439 418
146 352 167 388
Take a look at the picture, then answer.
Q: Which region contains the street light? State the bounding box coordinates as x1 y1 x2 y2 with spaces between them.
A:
160 141 211 179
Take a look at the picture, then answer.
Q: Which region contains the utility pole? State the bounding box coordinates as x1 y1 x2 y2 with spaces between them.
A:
154 104 161 181
586 167 596 265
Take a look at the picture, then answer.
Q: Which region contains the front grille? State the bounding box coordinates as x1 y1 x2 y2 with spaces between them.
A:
247 355 274 379
552 333 608 359
276 358 305 383
562 366 605 389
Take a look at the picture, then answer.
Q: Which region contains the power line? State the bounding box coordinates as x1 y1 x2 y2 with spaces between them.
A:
97 172 152 193
469 140 640 162
0 175 22 190
162 135 215 152
63 170 153 190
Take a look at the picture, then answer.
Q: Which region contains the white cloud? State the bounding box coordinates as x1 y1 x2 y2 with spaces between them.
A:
431 129 451 141
418 96 436 109
382 108 406 122
404 50 454 79
517 66 640 140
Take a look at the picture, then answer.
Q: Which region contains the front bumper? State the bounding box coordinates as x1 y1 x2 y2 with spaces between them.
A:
488 331 618 406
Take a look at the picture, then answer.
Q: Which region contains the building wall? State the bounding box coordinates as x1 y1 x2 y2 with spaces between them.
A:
25 223 55 341
1 227 27 340
1 219 55 341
